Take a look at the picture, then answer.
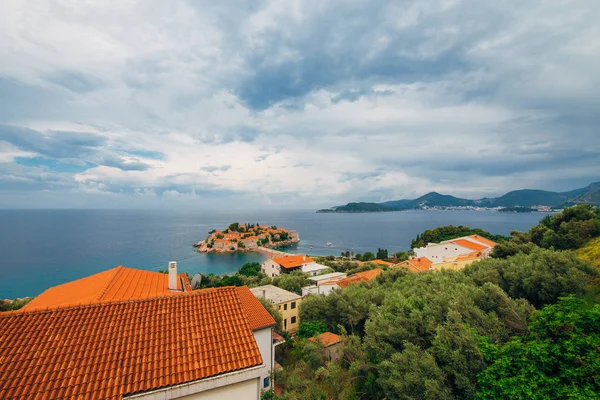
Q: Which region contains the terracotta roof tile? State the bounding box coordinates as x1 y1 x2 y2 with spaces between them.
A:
23 266 190 311
334 268 383 288
369 259 393 266
235 286 276 330
272 255 314 269
309 332 343 346
453 239 488 251
394 257 434 273
469 235 498 247
0 288 262 400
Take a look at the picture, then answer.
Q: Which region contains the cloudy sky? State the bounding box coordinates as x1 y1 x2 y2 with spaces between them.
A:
1 0 599 209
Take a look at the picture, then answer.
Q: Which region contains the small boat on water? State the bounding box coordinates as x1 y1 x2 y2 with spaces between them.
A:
326 242 332 246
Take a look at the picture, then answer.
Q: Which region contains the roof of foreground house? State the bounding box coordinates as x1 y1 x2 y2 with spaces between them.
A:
0 287 263 400
22 266 191 311
272 254 314 269
236 286 276 330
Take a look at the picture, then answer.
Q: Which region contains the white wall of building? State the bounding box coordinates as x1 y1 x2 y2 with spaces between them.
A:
414 243 476 264
125 366 263 400
302 283 339 296
261 259 281 277
301 262 330 277
253 328 274 391
174 379 259 400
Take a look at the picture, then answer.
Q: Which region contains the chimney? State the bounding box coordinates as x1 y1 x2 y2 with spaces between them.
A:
168 261 178 291
262 289 266 299
303 255 306 261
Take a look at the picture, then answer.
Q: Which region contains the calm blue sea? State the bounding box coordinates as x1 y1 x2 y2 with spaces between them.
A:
0 209 549 299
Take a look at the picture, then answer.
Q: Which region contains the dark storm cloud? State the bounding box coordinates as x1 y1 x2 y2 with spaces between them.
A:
232 1 509 110
0 125 106 159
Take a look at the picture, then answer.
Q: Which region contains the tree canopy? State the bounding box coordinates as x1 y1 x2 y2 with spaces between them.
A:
476 296 600 399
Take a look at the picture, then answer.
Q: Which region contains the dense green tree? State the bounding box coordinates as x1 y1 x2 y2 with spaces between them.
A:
273 271 310 295
257 296 283 334
476 296 600 399
465 247 597 308
239 262 261 277
0 298 33 311
393 251 410 261
298 321 328 339
376 248 388 259
361 252 376 261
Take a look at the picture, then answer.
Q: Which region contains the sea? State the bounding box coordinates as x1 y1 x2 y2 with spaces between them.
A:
0 209 550 299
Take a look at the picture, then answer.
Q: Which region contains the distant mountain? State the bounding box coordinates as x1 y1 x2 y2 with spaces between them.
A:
317 181 600 213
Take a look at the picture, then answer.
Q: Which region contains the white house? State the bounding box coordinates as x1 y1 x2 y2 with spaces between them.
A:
302 272 347 296
261 254 329 277
413 235 497 264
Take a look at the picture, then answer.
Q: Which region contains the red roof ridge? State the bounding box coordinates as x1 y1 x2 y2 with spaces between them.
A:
95 265 125 301
8 286 227 315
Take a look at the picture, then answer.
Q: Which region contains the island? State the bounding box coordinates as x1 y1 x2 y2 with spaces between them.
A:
193 222 300 253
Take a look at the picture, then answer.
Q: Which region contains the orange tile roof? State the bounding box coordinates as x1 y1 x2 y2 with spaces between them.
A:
236 286 276 330
370 259 393 266
335 268 383 288
272 254 314 269
396 257 434 273
22 266 190 311
242 236 258 241
469 235 497 247
0 287 262 400
453 239 488 251
309 332 342 346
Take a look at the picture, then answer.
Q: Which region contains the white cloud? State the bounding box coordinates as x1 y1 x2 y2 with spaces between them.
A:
0 0 599 208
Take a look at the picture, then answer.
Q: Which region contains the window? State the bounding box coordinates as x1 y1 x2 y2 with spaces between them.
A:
278 305 281 310
284 319 287 329
264 377 270 388
284 303 288 310
291 301 296 309
291 316 297 324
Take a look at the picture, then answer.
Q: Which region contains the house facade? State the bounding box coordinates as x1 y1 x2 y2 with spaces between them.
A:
302 272 347 296
250 285 302 334
261 255 329 277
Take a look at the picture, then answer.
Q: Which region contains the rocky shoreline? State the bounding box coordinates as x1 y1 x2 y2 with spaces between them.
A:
192 222 300 254
193 239 299 254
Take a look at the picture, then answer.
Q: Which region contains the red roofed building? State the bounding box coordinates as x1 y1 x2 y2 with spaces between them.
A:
261 254 329 277
394 257 434 273
1 263 277 399
414 235 497 264
328 268 383 288
309 332 344 361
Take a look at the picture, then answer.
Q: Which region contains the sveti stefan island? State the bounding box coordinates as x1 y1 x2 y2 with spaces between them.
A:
1 2 600 400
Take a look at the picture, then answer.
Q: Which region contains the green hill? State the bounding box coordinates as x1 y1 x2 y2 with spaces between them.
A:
319 181 600 212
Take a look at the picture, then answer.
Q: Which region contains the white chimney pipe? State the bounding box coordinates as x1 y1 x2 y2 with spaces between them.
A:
168 261 178 291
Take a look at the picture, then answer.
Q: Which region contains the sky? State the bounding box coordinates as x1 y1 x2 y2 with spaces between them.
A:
1 0 599 209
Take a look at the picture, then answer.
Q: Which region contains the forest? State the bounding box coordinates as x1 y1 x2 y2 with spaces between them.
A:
268 204 600 400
